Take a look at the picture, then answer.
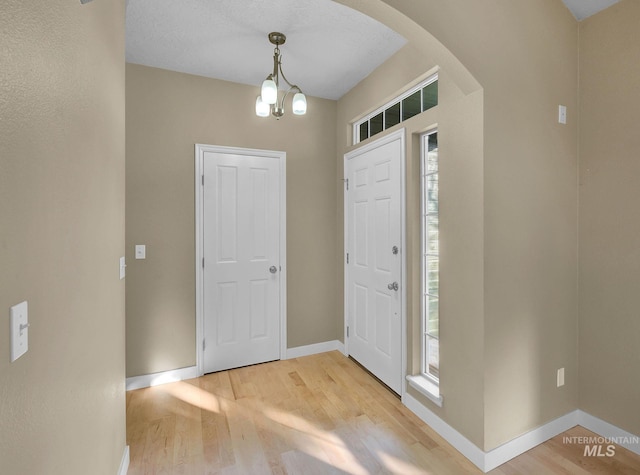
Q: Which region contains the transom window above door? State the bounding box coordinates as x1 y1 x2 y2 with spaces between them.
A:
353 74 438 145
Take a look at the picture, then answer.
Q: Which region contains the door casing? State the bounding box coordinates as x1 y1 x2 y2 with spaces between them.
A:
195 144 287 376
343 129 407 397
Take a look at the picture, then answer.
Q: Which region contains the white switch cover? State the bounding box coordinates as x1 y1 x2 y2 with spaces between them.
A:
119 256 126 280
135 245 146 259
558 105 567 124
10 301 28 362
557 367 565 387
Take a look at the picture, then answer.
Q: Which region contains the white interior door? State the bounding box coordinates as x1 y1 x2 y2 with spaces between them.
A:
345 130 404 394
201 147 284 373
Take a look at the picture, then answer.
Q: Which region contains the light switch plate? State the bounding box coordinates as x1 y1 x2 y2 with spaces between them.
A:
558 105 567 124
135 245 146 259
10 301 28 362
119 256 126 280
557 367 565 387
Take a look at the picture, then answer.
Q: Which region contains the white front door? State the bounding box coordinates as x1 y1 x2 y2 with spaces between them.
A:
200 146 284 373
345 130 404 394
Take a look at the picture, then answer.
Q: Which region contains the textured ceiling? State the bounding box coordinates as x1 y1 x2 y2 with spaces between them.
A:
561 0 620 20
126 0 406 100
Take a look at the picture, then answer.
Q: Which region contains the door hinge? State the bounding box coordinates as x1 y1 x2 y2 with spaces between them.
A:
346 252 349 264
202 339 205 351
202 175 204 186
202 257 205 268
347 326 350 338
345 178 349 191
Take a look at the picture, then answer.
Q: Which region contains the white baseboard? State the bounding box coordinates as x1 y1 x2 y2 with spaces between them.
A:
118 445 129 475
403 393 640 472
577 410 640 456
403 392 486 470
126 365 198 391
405 390 580 472
125 343 348 390
285 340 345 359
484 410 579 471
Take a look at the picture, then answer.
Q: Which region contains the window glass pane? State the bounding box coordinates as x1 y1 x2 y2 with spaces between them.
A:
426 174 438 213
426 134 438 172
422 81 438 111
370 112 383 137
428 132 438 152
402 90 421 121
426 151 438 173
426 297 439 336
425 335 440 378
426 256 439 297
426 217 439 254
359 122 369 142
385 102 400 129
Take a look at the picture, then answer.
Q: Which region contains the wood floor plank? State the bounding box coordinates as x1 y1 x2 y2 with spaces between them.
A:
127 351 640 474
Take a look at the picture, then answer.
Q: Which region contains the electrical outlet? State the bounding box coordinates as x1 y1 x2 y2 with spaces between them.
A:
557 367 565 387
135 245 146 259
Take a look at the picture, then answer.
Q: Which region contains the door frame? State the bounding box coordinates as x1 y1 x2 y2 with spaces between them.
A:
195 144 287 377
343 128 407 396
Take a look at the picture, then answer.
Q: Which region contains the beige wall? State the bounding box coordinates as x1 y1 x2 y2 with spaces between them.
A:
578 0 640 437
0 1 126 474
126 64 338 377
2 0 637 471
341 0 579 451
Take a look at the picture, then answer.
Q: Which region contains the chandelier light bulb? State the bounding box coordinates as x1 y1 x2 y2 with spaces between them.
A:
292 93 307 115
261 79 278 105
255 96 270 117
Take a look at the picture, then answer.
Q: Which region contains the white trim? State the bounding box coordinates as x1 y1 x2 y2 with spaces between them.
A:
118 446 130 475
195 145 205 377
419 129 440 387
400 129 407 399
194 144 287 377
125 366 198 391
343 129 406 398
406 374 443 407
404 392 581 473
483 410 579 472
403 392 487 470
577 410 640 456
402 397 640 472
285 340 345 359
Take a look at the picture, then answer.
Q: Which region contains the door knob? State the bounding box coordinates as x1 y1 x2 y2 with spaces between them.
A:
387 282 399 291
269 266 278 274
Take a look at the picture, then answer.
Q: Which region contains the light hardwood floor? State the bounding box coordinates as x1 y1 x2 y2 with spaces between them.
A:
126 351 640 474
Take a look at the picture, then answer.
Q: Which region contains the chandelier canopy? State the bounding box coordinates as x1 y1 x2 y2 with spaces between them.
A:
255 32 307 119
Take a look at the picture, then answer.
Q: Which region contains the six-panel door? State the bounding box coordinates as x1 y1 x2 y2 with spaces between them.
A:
203 151 281 373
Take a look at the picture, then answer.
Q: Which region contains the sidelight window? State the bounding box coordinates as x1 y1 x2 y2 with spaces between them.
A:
421 130 439 384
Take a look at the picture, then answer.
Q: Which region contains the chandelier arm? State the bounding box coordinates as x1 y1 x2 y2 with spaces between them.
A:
277 85 302 110
277 60 301 92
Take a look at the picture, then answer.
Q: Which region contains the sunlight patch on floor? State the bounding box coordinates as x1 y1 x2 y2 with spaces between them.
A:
378 451 433 474
159 381 222 413
263 407 369 475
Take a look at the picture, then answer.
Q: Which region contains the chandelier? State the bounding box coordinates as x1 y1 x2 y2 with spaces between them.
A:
255 32 307 119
